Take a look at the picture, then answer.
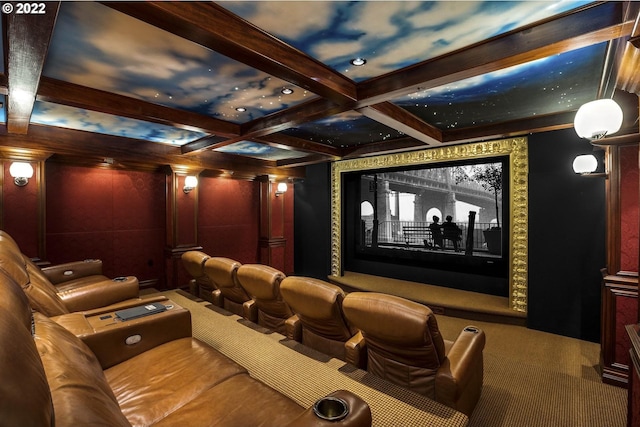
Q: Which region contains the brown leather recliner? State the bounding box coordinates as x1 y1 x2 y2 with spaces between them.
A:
0 262 373 427
236 264 292 334
342 292 486 416
181 250 216 302
204 257 252 317
0 230 140 316
280 276 365 366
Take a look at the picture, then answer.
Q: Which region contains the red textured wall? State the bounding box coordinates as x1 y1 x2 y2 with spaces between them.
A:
620 145 639 273
198 177 261 263
45 163 166 283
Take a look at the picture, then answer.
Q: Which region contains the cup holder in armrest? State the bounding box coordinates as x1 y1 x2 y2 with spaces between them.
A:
113 276 127 282
464 326 479 333
313 396 349 422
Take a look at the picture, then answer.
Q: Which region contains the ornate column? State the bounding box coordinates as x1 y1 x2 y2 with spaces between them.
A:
1 152 50 260
164 166 202 290
258 175 287 272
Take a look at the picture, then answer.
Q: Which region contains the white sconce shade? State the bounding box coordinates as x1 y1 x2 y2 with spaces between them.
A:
574 99 623 140
572 154 598 174
9 162 34 186
275 182 288 196
183 175 198 193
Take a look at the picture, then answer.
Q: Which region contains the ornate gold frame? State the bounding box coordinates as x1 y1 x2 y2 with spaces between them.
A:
331 137 528 313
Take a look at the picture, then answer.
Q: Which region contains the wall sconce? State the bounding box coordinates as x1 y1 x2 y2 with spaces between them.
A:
9 162 34 186
572 154 607 178
574 99 623 140
183 175 198 194
275 182 288 196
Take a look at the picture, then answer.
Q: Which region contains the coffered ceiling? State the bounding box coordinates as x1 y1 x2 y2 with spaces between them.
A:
1 1 639 179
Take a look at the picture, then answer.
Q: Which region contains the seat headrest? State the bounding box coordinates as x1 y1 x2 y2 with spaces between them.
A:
0 245 30 288
204 257 241 288
280 276 344 319
0 230 22 255
0 246 69 317
0 268 34 332
343 292 442 348
236 264 285 300
181 251 211 278
0 285 53 426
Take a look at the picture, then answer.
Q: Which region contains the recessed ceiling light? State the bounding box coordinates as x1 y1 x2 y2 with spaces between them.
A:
350 57 367 66
281 88 294 95
236 107 246 112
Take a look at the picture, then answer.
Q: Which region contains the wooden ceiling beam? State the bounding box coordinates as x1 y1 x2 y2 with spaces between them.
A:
255 133 342 159
5 2 60 134
341 137 426 159
37 77 240 136
357 102 443 145
182 97 350 155
357 2 635 106
181 135 246 155
0 124 304 178
241 98 350 138
276 154 336 168
103 1 357 105
441 111 578 143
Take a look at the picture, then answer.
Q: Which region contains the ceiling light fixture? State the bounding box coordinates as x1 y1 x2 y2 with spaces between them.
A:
350 57 367 66
235 107 246 112
574 99 623 140
281 88 294 95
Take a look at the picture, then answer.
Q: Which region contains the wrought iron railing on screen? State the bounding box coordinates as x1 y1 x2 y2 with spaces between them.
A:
361 220 498 253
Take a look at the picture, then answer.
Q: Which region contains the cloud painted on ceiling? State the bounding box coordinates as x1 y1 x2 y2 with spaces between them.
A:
42 2 314 124
31 101 207 145
215 141 309 161
221 1 592 82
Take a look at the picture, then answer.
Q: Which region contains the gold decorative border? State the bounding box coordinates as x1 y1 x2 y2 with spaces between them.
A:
331 137 528 313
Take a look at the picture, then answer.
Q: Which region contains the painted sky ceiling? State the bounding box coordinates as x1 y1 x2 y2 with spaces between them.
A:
30 0 608 160
222 1 591 82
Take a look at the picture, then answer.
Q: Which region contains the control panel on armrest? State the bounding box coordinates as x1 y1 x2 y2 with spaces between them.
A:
55 301 192 369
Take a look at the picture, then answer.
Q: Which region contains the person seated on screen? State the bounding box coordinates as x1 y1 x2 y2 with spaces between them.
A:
442 215 462 252
428 215 443 249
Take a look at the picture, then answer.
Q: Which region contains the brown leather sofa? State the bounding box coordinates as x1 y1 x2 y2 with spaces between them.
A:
237 263 293 333
0 230 140 316
181 250 216 302
204 256 252 317
0 266 373 427
280 276 365 366
342 291 486 416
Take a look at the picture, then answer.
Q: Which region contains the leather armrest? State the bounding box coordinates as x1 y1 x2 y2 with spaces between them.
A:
41 259 104 284
212 289 225 308
76 296 170 317
285 314 302 341
345 331 367 369
435 326 486 410
50 296 170 327
284 390 372 427
64 306 192 369
57 276 140 312
243 299 258 322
